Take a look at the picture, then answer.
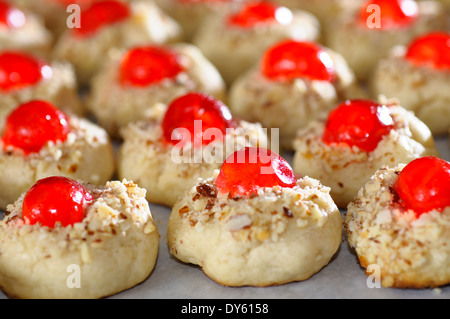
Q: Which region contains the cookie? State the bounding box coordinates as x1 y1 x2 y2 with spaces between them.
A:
53 0 182 86
0 177 159 298
324 0 447 81
0 51 84 127
0 0 52 56
371 32 450 136
292 98 439 208
168 147 342 287
88 43 226 137
10 0 94 36
274 0 364 32
229 39 365 149
192 1 320 85
117 92 268 207
345 156 450 288
0 100 115 210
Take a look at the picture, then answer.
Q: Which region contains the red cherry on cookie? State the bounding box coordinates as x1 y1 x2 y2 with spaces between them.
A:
261 40 335 82
359 0 418 29
322 100 394 152
0 52 51 92
22 176 93 228
215 147 296 198
2 100 70 154
120 46 184 87
74 0 130 37
396 156 450 216
405 32 450 71
227 1 292 28
0 1 25 28
162 92 236 147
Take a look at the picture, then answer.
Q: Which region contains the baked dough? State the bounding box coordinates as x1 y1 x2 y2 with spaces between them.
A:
167 173 342 287
273 0 364 31
154 0 247 41
292 101 440 208
371 45 450 136
0 179 159 299
0 57 84 128
117 119 268 207
0 4 52 57
325 0 447 81
53 0 182 86
228 46 365 150
192 5 320 85
345 164 450 288
0 115 115 210
88 43 226 137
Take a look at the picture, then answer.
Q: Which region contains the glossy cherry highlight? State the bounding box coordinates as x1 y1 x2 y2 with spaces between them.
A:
215 147 296 198
0 52 51 92
322 100 395 152
0 1 26 28
359 0 418 29
261 40 335 82
74 0 130 37
396 156 450 216
227 2 291 28
405 32 450 71
22 176 93 228
162 93 236 147
2 100 70 154
120 46 184 87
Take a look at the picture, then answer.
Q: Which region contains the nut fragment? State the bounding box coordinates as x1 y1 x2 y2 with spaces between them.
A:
224 214 252 232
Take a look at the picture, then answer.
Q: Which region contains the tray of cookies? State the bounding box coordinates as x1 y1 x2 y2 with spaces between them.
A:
0 0 449 300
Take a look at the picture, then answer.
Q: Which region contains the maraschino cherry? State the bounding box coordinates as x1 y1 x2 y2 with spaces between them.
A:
359 0 418 29
22 176 93 228
162 92 236 147
405 32 450 71
396 156 450 216
120 46 184 87
215 147 296 198
261 40 335 82
2 100 70 154
0 1 26 28
0 52 51 92
227 1 292 28
74 0 130 37
322 100 395 152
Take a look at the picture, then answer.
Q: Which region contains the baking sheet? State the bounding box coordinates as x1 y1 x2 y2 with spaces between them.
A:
1 137 449 299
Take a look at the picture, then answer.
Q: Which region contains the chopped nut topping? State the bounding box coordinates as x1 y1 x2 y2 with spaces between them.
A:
176 175 338 243
196 184 217 198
